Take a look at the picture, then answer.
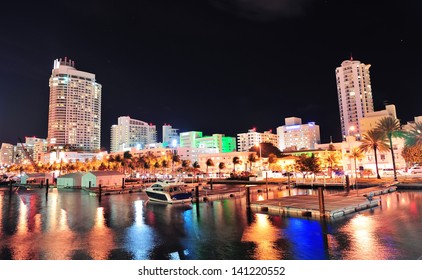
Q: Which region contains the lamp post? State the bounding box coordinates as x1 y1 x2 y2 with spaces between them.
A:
348 126 356 189
255 143 262 170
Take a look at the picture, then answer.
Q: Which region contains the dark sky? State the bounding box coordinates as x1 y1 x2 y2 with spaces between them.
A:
1 0 421 151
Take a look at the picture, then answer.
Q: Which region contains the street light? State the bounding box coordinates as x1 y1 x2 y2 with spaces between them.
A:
255 143 262 170
347 126 356 191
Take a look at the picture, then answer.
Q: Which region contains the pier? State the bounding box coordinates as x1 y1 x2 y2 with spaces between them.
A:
249 184 398 219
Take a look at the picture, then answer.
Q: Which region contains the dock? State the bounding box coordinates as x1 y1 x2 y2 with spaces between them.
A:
82 185 145 196
249 184 398 219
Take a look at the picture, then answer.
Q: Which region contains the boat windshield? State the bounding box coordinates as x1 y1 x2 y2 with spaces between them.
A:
169 186 182 192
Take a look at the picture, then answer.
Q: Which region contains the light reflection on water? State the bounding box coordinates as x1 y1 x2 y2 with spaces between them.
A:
1 188 422 260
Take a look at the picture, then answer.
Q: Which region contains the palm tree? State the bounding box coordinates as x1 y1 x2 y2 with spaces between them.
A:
232 156 241 172
348 147 365 180
376 117 402 181
172 153 181 173
404 121 422 147
247 153 258 171
205 158 214 177
359 129 389 179
218 162 226 177
322 151 341 178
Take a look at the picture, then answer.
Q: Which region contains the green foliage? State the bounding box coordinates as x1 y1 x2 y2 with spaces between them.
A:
294 154 321 177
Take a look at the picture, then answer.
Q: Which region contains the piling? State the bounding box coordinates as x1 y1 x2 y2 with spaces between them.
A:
46 179 49 198
318 186 326 217
89 181 91 189
122 178 125 189
195 185 199 201
99 184 102 202
246 186 251 207
345 175 350 192
210 178 213 190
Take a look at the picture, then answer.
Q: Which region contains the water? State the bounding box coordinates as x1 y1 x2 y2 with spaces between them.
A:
1 187 422 260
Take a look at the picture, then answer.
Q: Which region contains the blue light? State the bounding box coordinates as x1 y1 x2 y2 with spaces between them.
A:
286 125 300 130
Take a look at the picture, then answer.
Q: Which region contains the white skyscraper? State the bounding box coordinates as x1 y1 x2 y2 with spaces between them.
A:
110 116 157 152
47 58 102 152
335 58 374 139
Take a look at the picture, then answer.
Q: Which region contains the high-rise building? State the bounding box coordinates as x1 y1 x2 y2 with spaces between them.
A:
0 143 14 165
47 58 102 152
277 117 320 151
335 58 374 139
237 128 278 152
110 116 157 152
162 124 179 148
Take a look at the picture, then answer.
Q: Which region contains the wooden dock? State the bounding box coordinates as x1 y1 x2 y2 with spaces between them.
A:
249 184 398 219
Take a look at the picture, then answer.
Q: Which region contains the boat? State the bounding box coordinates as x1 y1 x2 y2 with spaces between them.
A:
145 181 193 204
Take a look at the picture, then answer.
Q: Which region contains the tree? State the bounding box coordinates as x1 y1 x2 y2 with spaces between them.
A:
295 154 321 178
376 117 402 181
205 158 214 176
404 121 422 147
321 151 341 178
249 142 282 157
401 145 422 168
182 159 191 170
172 153 181 173
268 153 278 170
348 147 365 179
232 156 241 172
359 129 389 179
247 153 258 171
218 162 226 177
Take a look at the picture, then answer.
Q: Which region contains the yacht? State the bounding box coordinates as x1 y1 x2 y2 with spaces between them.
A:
145 181 192 204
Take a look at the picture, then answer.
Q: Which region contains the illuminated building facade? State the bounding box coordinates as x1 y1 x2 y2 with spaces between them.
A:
237 128 278 152
277 117 320 151
179 131 235 153
336 58 374 139
359 104 397 135
47 58 102 152
162 124 179 148
110 116 157 152
0 143 14 165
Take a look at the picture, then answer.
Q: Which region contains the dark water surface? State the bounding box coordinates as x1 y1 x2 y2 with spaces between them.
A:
1 187 421 260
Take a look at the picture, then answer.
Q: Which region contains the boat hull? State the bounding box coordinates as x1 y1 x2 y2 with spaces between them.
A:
145 190 192 204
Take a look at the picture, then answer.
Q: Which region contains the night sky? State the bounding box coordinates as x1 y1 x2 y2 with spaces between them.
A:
1 0 421 151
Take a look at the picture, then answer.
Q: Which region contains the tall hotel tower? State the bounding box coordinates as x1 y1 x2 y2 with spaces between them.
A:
335 58 374 139
47 58 102 152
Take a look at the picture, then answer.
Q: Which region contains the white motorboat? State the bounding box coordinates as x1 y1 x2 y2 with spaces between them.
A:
145 181 192 204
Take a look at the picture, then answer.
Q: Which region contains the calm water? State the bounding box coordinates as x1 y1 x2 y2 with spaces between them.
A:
1 186 422 260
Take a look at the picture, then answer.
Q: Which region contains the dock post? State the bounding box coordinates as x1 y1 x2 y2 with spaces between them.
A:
210 178 213 190
122 178 125 189
99 184 102 202
246 185 251 207
345 175 350 193
46 179 49 200
195 185 199 202
89 181 91 189
318 186 326 217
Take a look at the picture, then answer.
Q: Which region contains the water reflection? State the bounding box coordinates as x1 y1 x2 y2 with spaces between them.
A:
1 189 422 260
241 214 284 259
